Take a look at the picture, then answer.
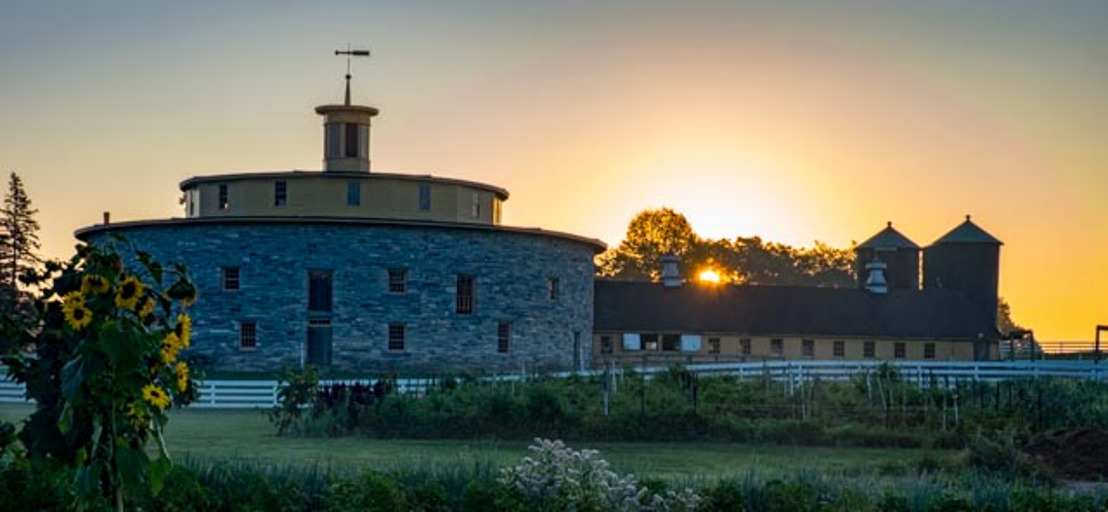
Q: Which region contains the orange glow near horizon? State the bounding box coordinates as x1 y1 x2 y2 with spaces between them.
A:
697 268 722 284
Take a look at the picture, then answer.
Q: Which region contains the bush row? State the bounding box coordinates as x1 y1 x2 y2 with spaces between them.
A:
268 365 1108 446
1 457 1103 512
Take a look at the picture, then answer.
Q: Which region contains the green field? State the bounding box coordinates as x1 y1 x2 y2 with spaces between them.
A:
0 403 956 479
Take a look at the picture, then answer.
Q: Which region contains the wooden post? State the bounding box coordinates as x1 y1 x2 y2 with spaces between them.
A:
1097 325 1107 364
942 382 948 432
603 365 610 417
640 364 646 417
953 379 960 427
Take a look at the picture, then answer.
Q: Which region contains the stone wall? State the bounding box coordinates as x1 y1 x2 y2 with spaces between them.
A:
84 220 597 373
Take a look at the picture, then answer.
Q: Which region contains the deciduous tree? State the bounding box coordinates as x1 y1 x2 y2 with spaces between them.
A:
597 208 699 280
997 297 1023 336
597 207 855 287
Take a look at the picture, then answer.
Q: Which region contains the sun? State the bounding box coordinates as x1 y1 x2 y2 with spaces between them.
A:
697 268 722 284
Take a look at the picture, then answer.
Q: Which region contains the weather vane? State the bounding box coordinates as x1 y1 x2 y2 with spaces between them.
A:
335 45 371 105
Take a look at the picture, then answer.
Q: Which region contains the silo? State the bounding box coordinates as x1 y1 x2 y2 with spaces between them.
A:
923 215 1002 329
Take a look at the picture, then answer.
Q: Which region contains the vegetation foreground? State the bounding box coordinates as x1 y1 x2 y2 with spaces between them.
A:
4 404 1108 511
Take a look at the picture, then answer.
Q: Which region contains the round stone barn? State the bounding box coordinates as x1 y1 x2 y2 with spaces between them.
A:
77 82 604 373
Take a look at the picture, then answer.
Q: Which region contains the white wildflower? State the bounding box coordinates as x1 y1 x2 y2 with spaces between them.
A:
499 438 700 512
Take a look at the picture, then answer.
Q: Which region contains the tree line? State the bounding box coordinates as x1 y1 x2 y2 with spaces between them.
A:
596 207 855 287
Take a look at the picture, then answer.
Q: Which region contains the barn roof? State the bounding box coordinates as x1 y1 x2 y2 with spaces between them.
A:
594 280 998 340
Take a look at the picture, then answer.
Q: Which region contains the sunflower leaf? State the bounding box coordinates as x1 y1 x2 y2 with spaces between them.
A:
58 403 73 435
149 455 172 496
116 442 149 492
60 358 84 404
101 321 141 374
148 261 163 286
74 465 95 499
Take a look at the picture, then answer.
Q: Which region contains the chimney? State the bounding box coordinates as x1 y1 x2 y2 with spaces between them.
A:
660 254 683 288
103 211 111 225
865 257 888 294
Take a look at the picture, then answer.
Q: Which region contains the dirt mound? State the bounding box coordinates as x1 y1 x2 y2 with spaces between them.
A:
1026 429 1108 481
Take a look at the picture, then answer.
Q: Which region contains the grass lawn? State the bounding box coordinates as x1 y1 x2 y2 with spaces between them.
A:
0 403 958 479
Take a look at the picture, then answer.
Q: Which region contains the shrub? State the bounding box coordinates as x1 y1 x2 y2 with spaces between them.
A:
694 479 747 512
499 438 699 512
461 478 526 512
195 462 314 512
756 479 819 512
0 457 79 512
133 465 217 512
962 430 1052 482
326 470 408 512
269 364 322 436
524 387 575 436
403 482 451 512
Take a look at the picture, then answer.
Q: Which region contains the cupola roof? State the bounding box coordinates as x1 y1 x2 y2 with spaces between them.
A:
857 222 919 250
931 215 1003 245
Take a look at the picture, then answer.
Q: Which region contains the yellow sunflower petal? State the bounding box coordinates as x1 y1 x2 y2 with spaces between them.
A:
176 314 192 348
81 274 110 295
174 362 190 393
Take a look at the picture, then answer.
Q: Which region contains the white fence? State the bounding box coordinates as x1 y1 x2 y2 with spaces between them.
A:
627 359 1108 383
0 374 440 409
2 360 1107 409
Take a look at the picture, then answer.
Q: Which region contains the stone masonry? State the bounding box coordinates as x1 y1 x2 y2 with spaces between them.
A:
83 219 597 373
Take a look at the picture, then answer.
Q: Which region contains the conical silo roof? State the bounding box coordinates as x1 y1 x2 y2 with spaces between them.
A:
931 216 1002 245
857 222 919 250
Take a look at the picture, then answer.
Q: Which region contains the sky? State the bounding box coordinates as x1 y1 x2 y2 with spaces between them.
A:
1 1 1105 342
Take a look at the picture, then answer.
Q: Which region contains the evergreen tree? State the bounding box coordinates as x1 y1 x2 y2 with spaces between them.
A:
0 172 40 292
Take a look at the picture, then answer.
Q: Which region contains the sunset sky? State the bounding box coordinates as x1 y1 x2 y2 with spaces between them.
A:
2 1 1105 341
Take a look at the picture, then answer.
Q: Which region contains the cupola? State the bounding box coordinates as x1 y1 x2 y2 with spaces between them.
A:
660 254 683 288
315 72 379 172
864 257 889 294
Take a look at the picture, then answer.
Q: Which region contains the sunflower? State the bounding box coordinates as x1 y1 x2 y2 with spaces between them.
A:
124 402 149 432
161 332 182 364
142 384 171 410
176 314 191 348
115 275 144 310
61 292 93 331
174 362 190 393
81 274 110 295
138 295 156 322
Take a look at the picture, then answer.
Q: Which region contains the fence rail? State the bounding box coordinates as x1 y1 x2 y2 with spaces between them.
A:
2 360 1107 409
